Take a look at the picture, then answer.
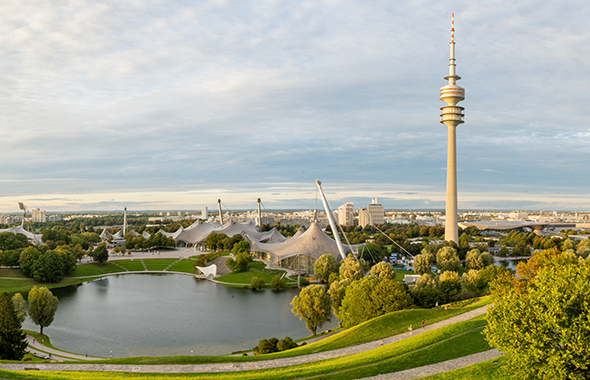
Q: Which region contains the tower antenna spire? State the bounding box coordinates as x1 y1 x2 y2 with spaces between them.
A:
451 13 455 44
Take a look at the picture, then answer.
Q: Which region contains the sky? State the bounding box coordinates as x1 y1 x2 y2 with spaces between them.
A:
0 0 589 213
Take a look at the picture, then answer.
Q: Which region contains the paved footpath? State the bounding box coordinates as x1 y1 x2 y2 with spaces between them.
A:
364 349 502 379
25 336 104 361
1 305 493 376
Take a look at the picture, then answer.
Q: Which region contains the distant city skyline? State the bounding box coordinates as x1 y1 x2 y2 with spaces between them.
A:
1 1 589 213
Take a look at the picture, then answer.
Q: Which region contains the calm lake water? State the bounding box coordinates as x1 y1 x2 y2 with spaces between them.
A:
22 274 337 358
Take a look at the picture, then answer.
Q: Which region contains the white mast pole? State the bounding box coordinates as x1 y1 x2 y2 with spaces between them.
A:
218 199 224 225
315 180 347 260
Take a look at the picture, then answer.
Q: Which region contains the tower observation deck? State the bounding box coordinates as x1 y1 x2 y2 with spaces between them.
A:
440 13 465 244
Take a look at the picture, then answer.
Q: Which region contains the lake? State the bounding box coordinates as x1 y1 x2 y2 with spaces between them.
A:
22 274 338 358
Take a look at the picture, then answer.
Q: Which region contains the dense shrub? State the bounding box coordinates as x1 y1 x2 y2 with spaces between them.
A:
411 288 446 308
253 337 279 355
277 337 297 351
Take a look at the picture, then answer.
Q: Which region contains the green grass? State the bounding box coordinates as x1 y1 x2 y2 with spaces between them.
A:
0 276 101 293
418 356 511 380
0 268 28 278
143 259 178 271
0 315 492 379
216 271 277 284
68 263 124 277
113 260 146 272
167 259 197 274
248 261 266 270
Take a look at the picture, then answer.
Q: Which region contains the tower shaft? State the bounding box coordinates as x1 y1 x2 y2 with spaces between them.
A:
445 125 458 243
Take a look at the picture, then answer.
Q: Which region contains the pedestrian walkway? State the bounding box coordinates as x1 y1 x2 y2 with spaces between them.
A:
25 336 104 361
2 305 492 375
364 349 502 380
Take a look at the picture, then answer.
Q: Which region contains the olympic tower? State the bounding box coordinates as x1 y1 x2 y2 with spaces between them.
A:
439 14 465 244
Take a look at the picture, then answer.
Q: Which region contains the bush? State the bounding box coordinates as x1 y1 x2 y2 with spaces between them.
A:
439 279 462 301
411 288 446 308
253 337 279 355
277 337 297 351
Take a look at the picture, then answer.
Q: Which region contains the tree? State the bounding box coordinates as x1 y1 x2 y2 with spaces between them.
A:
369 261 396 280
250 277 265 290
413 254 431 275
270 275 287 289
314 254 339 283
291 285 332 335
328 278 351 325
340 277 412 328
476 264 508 291
226 251 252 272
339 254 364 282
0 292 27 360
485 251 590 380
436 246 460 272
91 243 109 264
231 240 250 255
11 293 26 324
28 286 59 335
460 269 480 292
415 274 437 290
0 232 27 251
497 246 509 257
18 247 41 277
439 271 461 300
465 249 492 270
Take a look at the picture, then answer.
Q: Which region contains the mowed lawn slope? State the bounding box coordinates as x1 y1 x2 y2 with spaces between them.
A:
0 315 492 379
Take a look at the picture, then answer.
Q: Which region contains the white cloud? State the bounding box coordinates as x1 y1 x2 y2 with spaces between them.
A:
0 0 589 212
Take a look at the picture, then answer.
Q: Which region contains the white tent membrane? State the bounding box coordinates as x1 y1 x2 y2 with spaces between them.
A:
246 222 362 274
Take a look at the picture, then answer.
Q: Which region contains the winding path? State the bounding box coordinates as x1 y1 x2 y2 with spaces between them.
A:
1 305 497 377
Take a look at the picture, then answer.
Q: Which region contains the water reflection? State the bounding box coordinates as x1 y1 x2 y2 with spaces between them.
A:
23 274 337 358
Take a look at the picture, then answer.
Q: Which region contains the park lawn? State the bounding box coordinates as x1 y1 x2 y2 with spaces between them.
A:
216 270 277 284
0 268 28 278
167 259 197 274
257 296 491 359
419 355 511 380
114 260 146 272
248 261 266 270
0 276 101 293
143 259 178 271
0 316 491 379
68 263 123 277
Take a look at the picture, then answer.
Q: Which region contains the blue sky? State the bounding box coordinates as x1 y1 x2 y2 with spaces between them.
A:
0 0 589 213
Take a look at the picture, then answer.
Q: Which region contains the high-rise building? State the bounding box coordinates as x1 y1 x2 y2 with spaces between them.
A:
337 202 355 226
439 14 465 244
31 208 46 222
358 199 384 227
201 206 208 220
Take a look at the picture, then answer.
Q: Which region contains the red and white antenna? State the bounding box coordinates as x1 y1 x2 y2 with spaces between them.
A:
451 13 455 44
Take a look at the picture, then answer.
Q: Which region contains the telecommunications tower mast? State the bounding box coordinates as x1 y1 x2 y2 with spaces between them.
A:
439 13 465 244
